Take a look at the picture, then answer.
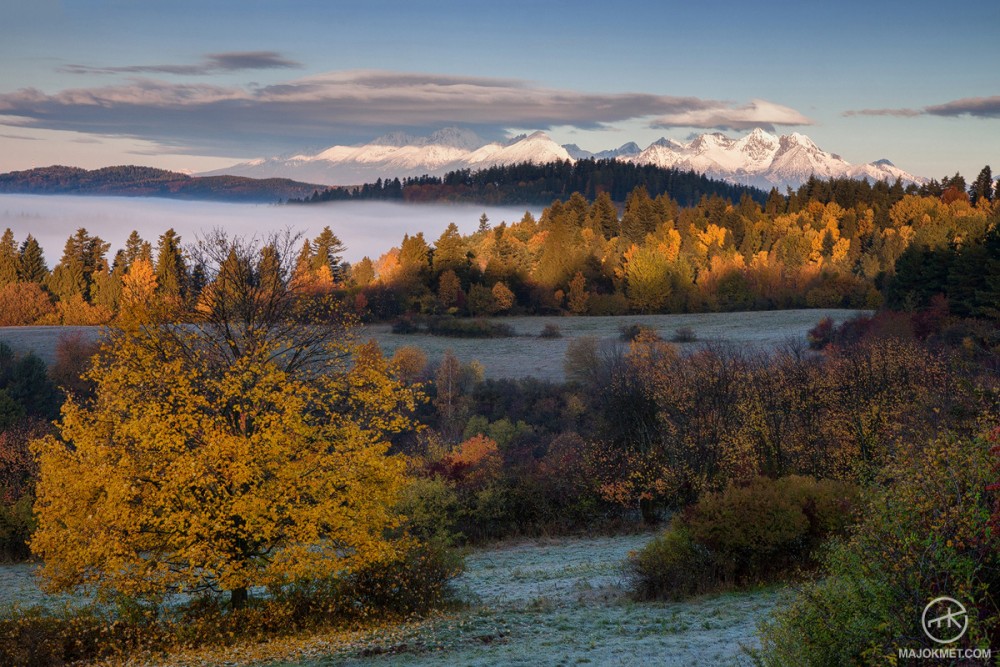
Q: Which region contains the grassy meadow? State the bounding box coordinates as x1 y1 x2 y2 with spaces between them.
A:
1 308 862 382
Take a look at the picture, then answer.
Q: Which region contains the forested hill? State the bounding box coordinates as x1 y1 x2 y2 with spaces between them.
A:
0 165 324 203
290 159 768 208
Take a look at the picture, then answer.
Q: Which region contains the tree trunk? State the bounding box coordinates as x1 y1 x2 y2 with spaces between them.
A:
230 587 248 610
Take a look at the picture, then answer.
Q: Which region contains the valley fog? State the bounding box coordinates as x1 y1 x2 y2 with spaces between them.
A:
0 195 539 262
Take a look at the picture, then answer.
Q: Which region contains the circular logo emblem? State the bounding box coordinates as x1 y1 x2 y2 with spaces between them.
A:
922 597 968 644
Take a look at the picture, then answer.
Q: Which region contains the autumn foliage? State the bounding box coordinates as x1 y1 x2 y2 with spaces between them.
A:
30 232 421 609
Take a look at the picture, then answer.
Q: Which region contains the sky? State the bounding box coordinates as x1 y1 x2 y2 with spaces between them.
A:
0 0 997 181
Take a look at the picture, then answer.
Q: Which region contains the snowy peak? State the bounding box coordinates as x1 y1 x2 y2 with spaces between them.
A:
207 128 923 189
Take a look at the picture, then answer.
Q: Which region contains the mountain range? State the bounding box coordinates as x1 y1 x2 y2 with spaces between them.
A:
207 127 924 190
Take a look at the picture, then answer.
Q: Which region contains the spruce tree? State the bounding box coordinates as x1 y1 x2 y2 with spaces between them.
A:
311 227 346 278
970 165 994 205
432 223 466 274
17 235 48 283
155 228 187 300
0 228 19 286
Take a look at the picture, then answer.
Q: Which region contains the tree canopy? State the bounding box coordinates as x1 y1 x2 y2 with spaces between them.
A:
31 231 420 608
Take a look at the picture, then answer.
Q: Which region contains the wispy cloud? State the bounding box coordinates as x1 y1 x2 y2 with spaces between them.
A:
651 99 813 132
0 70 812 155
844 96 1000 119
59 51 302 76
0 133 41 141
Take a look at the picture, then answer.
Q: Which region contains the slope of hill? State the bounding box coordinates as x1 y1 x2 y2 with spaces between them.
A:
0 165 326 203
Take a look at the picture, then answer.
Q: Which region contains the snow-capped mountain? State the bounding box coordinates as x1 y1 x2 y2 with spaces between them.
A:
206 127 923 189
206 129 572 185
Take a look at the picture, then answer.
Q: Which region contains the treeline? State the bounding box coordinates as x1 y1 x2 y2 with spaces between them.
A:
351 169 998 319
1 169 997 326
290 158 767 207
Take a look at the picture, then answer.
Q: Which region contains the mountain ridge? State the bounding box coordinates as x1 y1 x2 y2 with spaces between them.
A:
0 165 326 202
207 127 925 190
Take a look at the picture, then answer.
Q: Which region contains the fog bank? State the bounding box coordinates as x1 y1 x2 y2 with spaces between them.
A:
0 195 540 263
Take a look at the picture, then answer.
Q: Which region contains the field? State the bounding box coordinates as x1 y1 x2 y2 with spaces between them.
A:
0 534 786 666
1 308 863 382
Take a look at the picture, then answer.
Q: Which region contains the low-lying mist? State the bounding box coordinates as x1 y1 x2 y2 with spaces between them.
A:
0 195 540 262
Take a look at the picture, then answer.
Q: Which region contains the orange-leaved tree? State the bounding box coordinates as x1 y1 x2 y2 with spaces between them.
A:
31 231 420 609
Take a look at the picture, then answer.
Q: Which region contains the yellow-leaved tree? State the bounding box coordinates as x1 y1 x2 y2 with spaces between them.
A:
31 231 419 608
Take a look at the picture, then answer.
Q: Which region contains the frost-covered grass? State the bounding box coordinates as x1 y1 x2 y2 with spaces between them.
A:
1 534 787 666
2 308 864 382
293 533 787 667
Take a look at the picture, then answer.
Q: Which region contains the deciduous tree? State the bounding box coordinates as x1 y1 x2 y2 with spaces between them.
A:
31 231 419 609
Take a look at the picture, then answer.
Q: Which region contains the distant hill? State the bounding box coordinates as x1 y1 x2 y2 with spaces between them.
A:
0 165 326 203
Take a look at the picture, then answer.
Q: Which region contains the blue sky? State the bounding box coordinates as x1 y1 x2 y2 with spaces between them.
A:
1 0 997 180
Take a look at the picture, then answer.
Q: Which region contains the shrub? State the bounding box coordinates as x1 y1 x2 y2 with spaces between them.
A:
49 332 100 401
390 345 428 384
426 317 515 338
391 317 420 334
755 432 1000 665
539 323 562 339
806 316 834 349
630 476 860 600
672 326 696 343
619 322 661 342
395 475 462 545
629 526 714 600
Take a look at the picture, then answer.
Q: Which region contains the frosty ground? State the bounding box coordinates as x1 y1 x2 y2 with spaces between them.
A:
295 533 786 667
1 308 862 383
0 534 786 666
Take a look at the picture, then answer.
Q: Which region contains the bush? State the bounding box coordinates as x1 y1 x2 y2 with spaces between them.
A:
426 317 514 338
806 316 834 349
619 322 661 342
539 323 562 339
630 476 860 600
755 432 1000 665
391 317 420 334
0 539 462 665
672 326 696 343
629 526 714 600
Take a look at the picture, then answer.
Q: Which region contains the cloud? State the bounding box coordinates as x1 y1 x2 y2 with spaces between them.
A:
0 133 41 141
925 96 1000 118
842 108 921 117
650 99 813 131
59 51 302 76
0 69 811 156
844 96 1000 119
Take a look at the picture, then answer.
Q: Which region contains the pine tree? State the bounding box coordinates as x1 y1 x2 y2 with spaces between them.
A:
311 227 346 279
18 235 48 283
46 228 109 303
433 223 466 274
155 228 187 300
478 213 491 233
398 233 431 276
351 256 376 287
586 192 619 239
970 165 994 205
0 229 19 286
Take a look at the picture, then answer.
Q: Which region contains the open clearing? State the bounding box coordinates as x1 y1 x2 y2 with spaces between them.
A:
0 534 785 666
290 534 786 667
1 308 862 382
